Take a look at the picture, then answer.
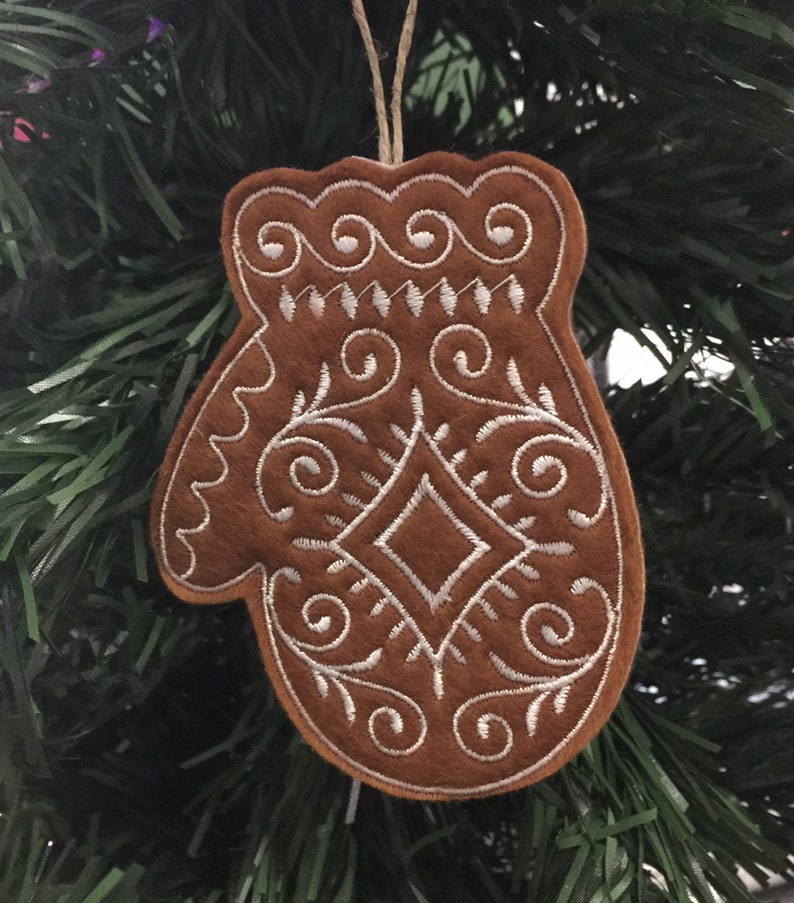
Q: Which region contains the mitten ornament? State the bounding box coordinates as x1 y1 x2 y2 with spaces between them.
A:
151 150 644 800
151 0 644 801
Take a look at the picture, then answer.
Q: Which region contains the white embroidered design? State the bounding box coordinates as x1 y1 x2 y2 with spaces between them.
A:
234 170 535 284
255 329 399 524
271 273 528 323
431 324 609 529
453 577 616 762
160 327 274 589
374 473 491 613
262 568 428 757
312 390 551 700
159 160 630 797
229 168 551 321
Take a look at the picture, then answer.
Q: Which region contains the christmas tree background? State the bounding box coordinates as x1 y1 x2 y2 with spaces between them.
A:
1 1 793 900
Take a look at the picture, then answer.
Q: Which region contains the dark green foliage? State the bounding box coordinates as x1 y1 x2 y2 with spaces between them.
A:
1 1 793 900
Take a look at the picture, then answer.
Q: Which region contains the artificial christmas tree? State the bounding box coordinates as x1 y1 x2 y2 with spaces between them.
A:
1 1 792 900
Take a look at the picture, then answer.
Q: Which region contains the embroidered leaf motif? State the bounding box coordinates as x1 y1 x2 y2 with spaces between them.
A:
314 672 329 697
360 471 382 489
495 580 518 600
507 358 533 406
389 423 410 445
538 383 557 415
554 686 571 714
516 562 540 580
439 277 457 315
312 363 331 409
450 448 468 468
507 275 525 312
317 417 368 443
526 694 549 736
332 678 356 722
291 390 306 418
406 281 424 316
279 286 295 321
372 283 390 316
474 279 491 314
469 470 488 490
308 287 325 316
340 284 357 318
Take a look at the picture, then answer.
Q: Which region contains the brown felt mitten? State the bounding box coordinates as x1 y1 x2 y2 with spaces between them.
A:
151 152 645 799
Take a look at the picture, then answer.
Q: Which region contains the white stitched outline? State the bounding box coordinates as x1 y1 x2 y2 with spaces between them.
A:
160 326 274 588
161 160 629 795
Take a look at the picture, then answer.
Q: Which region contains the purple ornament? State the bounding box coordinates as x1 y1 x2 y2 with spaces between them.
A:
147 17 166 42
27 78 51 94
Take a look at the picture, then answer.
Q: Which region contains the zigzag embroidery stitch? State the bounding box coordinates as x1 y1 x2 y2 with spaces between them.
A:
276 275 526 321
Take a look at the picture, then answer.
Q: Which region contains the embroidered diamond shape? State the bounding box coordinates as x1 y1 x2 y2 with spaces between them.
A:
329 422 532 654
375 474 491 612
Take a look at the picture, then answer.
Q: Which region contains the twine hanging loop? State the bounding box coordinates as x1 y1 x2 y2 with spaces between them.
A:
351 0 419 166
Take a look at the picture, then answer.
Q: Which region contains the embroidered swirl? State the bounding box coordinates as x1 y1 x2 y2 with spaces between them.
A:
233 168 543 279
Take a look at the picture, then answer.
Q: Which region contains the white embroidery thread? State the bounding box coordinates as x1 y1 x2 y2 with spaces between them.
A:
158 162 628 797
234 170 536 288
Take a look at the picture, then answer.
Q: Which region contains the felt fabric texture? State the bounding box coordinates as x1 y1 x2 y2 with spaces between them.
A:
151 151 645 800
